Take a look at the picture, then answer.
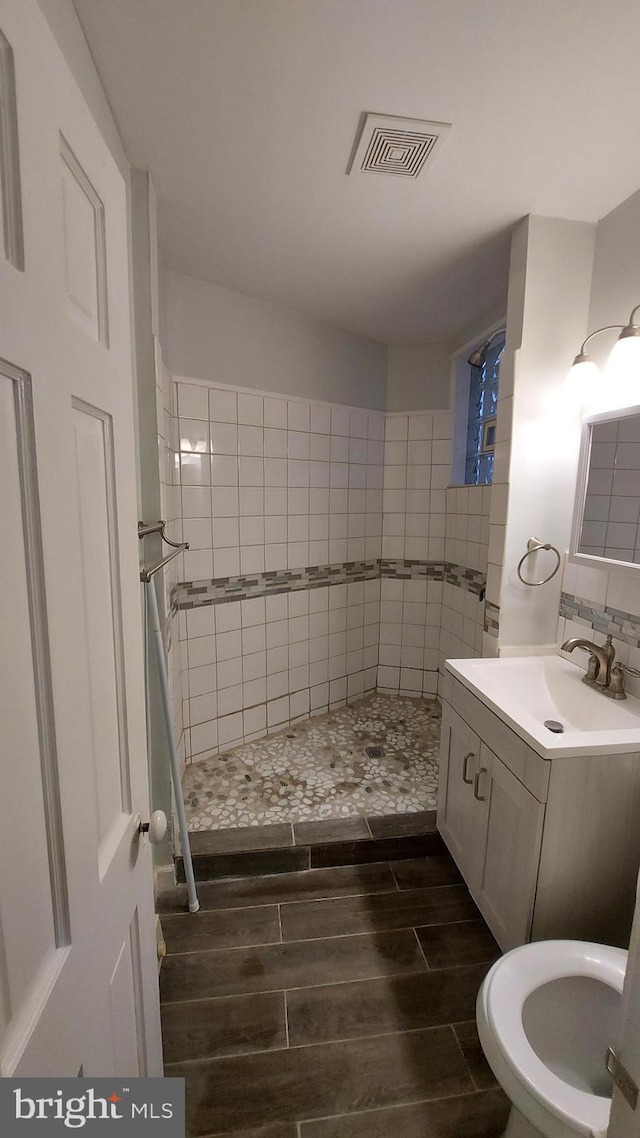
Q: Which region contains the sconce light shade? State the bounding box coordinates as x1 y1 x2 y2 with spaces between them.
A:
604 331 640 410
569 305 640 414
567 355 600 413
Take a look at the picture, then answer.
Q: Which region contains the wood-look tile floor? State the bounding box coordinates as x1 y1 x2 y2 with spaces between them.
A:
158 853 509 1137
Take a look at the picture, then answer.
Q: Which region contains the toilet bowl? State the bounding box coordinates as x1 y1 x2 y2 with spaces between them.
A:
477 940 627 1138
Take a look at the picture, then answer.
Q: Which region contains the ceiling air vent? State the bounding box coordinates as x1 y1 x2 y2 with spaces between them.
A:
347 113 451 179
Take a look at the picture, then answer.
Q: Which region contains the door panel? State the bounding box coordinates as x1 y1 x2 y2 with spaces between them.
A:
0 0 161 1076
83 915 143 1078
0 26 24 269
0 364 59 1021
437 703 481 883
60 136 108 345
71 398 130 868
474 744 545 951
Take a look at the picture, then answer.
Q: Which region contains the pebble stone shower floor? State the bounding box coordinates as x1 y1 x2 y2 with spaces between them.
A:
183 693 441 832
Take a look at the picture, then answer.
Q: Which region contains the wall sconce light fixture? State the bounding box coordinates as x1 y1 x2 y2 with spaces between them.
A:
570 304 640 410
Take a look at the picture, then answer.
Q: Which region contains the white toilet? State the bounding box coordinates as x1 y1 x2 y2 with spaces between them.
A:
477 939 627 1138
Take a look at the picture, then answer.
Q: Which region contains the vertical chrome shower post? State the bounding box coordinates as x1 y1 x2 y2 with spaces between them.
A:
145 578 199 913
139 520 199 913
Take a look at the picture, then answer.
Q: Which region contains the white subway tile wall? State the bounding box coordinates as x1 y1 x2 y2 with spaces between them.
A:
165 380 493 762
174 381 386 759
440 484 491 666
381 411 452 564
176 384 386 581
180 579 381 759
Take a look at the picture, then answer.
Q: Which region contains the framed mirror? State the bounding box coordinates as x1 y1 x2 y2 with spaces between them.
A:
570 404 640 571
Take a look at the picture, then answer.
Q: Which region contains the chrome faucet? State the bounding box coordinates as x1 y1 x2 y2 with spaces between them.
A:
561 634 617 694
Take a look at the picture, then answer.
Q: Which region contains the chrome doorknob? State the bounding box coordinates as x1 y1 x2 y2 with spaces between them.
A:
138 810 168 844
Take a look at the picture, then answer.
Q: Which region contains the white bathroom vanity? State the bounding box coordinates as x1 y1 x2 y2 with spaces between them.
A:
438 656 640 951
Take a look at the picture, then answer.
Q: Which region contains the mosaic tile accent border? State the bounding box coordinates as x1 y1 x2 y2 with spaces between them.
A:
177 560 380 609
174 558 487 610
379 558 445 582
443 562 487 597
560 592 640 648
484 600 500 638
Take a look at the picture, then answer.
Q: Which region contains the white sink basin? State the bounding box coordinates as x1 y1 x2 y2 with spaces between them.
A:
446 655 640 758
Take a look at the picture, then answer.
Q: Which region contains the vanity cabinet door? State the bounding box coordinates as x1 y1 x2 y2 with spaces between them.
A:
437 703 483 886
473 744 545 951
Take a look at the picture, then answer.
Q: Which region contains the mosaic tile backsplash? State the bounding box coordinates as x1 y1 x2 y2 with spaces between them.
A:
560 592 640 648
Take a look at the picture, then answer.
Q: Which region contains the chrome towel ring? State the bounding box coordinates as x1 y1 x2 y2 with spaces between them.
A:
517 537 561 587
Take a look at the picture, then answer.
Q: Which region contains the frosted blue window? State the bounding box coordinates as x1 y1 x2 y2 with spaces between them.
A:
465 336 504 485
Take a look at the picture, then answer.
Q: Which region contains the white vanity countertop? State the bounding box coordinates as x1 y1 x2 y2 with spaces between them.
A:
445 655 640 759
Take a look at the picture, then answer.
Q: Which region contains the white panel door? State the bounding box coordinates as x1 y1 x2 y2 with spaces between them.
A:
0 0 162 1076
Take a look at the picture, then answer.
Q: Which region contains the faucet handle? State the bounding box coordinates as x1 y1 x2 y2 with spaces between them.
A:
609 662 640 698
609 664 626 696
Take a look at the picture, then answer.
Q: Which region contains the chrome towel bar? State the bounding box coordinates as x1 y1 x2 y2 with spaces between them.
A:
138 520 189 582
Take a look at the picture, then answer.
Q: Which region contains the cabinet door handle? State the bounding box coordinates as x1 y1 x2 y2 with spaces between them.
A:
473 767 488 801
462 752 475 784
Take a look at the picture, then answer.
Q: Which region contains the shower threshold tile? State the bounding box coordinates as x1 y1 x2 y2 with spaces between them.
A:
293 818 372 846
178 846 309 883
368 809 437 839
188 824 294 855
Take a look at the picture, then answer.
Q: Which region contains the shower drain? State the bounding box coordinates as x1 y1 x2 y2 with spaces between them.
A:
365 746 385 759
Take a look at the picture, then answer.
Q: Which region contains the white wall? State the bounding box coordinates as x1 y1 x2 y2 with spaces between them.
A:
162 269 387 410
491 215 596 651
386 344 450 412
588 187 640 368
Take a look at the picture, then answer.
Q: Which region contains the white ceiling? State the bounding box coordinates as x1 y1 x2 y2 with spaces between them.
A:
73 0 640 346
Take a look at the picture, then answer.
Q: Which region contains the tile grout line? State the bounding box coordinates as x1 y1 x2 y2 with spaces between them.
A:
277 903 284 944
160 884 469 933
282 1086 493 1131
450 1021 479 1092
161 956 488 1005
412 926 430 971
283 988 290 1049
164 1019 485 1067
163 908 476 957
